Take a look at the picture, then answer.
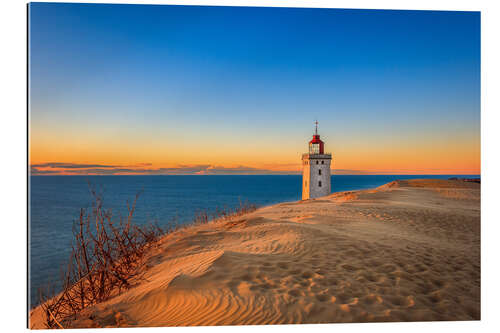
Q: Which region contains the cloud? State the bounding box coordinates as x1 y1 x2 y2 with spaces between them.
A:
205 165 301 175
32 162 413 176
30 167 63 175
332 169 372 175
154 165 212 175
31 162 119 169
29 163 299 175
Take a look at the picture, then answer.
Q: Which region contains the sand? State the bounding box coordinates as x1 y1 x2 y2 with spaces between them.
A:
29 179 480 328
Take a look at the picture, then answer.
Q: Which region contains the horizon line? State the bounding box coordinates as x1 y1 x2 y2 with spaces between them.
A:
29 173 481 176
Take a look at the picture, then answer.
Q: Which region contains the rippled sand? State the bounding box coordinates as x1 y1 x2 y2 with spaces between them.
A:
30 179 480 328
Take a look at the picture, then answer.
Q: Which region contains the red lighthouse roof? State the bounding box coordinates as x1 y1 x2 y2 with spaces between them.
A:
309 134 323 144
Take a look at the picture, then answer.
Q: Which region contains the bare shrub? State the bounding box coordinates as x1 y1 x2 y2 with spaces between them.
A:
38 185 163 328
37 189 256 329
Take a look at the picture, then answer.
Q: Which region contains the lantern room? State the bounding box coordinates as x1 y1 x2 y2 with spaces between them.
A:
309 135 324 154
308 121 324 154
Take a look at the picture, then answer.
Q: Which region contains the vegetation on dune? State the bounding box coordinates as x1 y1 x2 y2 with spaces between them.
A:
37 184 257 329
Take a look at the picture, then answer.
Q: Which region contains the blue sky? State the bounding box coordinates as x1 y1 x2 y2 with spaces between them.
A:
29 3 480 175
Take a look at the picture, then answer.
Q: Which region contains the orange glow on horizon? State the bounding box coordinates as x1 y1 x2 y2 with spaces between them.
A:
29 122 480 175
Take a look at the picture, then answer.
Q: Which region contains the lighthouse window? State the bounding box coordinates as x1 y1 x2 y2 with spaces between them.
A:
318 169 322 175
321 161 324 164
316 161 319 165
318 181 322 187
310 143 320 154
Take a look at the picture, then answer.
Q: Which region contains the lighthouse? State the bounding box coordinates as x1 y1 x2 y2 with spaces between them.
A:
302 121 332 200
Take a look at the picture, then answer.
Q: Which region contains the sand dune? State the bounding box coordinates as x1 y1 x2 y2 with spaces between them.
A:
30 179 480 328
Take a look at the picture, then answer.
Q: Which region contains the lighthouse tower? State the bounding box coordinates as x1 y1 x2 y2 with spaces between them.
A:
302 121 332 200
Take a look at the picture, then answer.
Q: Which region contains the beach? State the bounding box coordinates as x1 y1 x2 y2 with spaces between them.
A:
29 178 480 328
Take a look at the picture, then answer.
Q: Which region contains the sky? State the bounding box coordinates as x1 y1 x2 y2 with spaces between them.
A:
29 3 480 175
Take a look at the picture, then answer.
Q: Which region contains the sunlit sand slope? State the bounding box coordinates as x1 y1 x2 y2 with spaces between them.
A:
30 179 480 328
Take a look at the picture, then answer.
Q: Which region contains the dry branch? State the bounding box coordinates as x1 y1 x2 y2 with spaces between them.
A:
38 187 257 329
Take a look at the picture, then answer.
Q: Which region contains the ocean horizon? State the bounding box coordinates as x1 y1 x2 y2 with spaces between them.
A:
28 174 478 307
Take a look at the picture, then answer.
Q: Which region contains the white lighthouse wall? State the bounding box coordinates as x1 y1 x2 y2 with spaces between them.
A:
309 158 331 199
302 155 332 200
302 160 311 200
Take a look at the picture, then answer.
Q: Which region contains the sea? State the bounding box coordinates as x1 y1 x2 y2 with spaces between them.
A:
28 174 478 307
